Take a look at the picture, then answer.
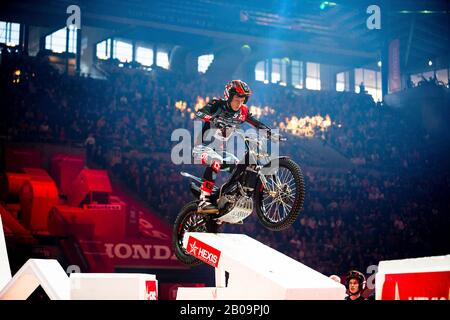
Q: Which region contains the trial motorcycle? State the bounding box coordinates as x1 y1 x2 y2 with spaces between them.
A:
172 123 305 266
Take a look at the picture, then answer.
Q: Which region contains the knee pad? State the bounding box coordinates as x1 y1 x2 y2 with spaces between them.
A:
211 160 221 173
201 180 215 193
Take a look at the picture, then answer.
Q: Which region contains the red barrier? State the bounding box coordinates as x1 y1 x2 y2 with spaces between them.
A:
22 168 53 182
20 179 59 232
0 204 34 244
48 206 95 239
1 173 30 198
68 169 112 207
5 147 42 172
50 154 85 196
48 204 126 240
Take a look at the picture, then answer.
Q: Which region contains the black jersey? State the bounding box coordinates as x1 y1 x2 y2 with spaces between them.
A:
195 99 270 145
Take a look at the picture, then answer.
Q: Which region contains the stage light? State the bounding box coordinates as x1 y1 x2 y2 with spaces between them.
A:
377 61 382 67
428 60 432 66
398 9 446 14
320 1 336 10
241 44 251 55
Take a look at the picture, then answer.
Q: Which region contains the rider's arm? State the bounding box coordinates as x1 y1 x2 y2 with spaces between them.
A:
246 113 271 132
195 99 220 123
248 114 285 141
194 100 221 145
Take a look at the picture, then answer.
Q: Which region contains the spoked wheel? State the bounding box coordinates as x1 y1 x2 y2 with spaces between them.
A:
255 158 305 231
172 201 221 266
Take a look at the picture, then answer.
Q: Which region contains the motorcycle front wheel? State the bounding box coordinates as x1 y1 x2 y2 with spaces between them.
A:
254 158 305 231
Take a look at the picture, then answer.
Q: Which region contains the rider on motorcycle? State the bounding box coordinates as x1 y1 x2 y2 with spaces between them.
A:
193 80 272 213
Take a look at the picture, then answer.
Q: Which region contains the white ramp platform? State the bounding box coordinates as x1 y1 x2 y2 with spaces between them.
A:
1 215 69 299
70 273 158 300
0 259 70 300
177 232 346 300
0 215 158 300
376 255 450 300
0 215 13 291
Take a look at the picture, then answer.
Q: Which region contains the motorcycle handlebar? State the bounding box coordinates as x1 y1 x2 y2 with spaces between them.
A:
206 117 287 143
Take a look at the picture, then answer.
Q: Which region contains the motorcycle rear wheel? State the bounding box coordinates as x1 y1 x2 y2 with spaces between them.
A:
172 201 221 266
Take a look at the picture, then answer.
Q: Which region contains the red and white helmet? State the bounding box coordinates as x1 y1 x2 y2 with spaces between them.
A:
223 80 252 104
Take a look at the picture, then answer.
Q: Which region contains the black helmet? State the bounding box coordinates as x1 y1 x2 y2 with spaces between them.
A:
345 270 366 293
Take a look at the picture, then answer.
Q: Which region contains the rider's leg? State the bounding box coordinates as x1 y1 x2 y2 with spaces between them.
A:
193 145 223 213
198 160 221 213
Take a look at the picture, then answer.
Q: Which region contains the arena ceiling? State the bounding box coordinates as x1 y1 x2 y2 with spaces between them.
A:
1 0 448 69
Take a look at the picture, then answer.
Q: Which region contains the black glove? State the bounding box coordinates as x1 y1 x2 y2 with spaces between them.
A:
212 118 228 130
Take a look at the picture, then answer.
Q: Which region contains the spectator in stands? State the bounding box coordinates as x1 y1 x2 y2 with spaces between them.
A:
1 52 449 279
84 133 96 160
329 274 342 284
359 82 366 94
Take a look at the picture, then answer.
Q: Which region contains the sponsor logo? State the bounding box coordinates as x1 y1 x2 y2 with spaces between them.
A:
139 218 169 240
200 152 208 165
188 240 199 255
145 280 158 300
381 271 450 300
186 236 221 268
86 204 121 210
104 243 177 260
